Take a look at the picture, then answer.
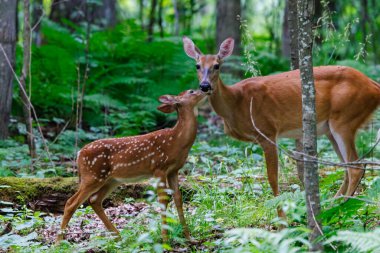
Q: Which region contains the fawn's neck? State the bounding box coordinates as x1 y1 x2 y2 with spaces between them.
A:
171 107 197 148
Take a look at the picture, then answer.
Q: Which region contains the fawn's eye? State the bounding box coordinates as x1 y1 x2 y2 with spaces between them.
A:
189 90 194 94
196 64 200 70
214 64 220 70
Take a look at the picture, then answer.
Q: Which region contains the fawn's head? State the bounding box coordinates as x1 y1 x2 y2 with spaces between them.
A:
182 36 234 94
157 89 205 114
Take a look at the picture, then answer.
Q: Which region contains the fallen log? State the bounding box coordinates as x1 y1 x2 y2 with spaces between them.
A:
0 177 194 213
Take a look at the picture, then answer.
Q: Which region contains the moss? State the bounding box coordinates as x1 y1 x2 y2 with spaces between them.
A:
0 177 78 204
0 177 194 213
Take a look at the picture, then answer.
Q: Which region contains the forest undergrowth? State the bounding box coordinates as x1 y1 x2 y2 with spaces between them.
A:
1 121 379 252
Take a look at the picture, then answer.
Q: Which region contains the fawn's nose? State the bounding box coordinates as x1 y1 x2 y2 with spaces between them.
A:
199 82 211 92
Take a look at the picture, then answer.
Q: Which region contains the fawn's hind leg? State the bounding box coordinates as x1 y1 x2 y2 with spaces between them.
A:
57 180 104 242
88 180 121 236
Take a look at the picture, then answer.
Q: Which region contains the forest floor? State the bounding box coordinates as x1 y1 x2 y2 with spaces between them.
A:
1 127 380 252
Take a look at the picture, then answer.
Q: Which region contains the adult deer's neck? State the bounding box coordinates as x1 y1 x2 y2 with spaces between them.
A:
172 107 197 147
209 77 237 119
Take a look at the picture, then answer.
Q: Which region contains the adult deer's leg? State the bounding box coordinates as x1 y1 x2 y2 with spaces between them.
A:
326 130 349 197
88 180 120 236
260 139 285 218
57 180 103 242
155 171 170 242
167 171 190 240
329 122 364 197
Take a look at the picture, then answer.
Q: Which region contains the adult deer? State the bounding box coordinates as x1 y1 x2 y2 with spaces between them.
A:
57 89 205 243
183 36 380 217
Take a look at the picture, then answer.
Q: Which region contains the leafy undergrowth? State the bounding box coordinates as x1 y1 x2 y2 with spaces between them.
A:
1 170 379 252
1 125 380 252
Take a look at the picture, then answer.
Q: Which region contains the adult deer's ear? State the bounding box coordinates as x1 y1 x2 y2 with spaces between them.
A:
183 36 203 60
217 37 234 59
157 95 178 113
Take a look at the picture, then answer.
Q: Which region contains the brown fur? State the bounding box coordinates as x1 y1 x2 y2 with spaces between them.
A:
57 90 205 243
184 37 380 218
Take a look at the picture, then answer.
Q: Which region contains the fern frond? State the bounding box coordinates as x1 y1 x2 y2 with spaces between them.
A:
265 191 305 209
326 229 380 253
225 227 310 253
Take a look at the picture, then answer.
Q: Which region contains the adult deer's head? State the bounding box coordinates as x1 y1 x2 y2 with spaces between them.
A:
182 37 234 94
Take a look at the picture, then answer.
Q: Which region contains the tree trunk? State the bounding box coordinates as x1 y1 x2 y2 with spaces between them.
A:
287 0 304 184
158 0 164 38
147 0 158 42
282 0 290 58
139 0 144 29
313 0 322 44
216 0 241 55
0 0 17 140
297 0 323 251
32 0 43 46
369 0 377 63
49 0 116 28
93 0 116 27
20 0 37 160
360 0 368 59
172 0 180 36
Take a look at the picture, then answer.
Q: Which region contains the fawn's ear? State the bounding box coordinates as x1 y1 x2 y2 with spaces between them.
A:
157 95 178 113
183 36 203 60
158 95 177 104
217 37 234 59
157 104 176 113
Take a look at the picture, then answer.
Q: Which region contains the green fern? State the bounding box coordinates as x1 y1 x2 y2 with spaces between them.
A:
223 227 311 253
265 191 305 210
326 229 380 253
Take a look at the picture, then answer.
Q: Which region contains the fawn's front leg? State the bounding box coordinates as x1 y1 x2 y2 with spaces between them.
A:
167 171 190 240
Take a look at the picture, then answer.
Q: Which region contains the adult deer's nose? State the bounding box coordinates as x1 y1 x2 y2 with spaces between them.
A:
199 82 211 92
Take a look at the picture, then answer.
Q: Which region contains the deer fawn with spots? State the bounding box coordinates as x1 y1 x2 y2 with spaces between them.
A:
57 89 205 243
183 36 380 218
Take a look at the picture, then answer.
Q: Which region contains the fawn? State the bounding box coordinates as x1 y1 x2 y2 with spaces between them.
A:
57 89 205 243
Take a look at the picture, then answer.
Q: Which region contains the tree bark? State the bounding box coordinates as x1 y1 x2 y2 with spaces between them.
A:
158 0 164 38
369 0 377 63
360 0 369 59
282 0 290 58
313 0 322 44
287 0 304 184
32 0 43 46
49 0 116 28
289 0 299 70
147 0 158 42
139 0 144 29
216 0 241 55
20 0 37 160
172 0 180 36
297 0 323 251
0 0 17 140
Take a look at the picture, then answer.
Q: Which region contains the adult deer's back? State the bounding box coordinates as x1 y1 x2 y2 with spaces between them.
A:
183 36 380 217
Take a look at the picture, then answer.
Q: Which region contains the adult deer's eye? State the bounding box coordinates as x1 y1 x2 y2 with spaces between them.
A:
214 64 220 70
189 90 194 94
196 64 200 70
